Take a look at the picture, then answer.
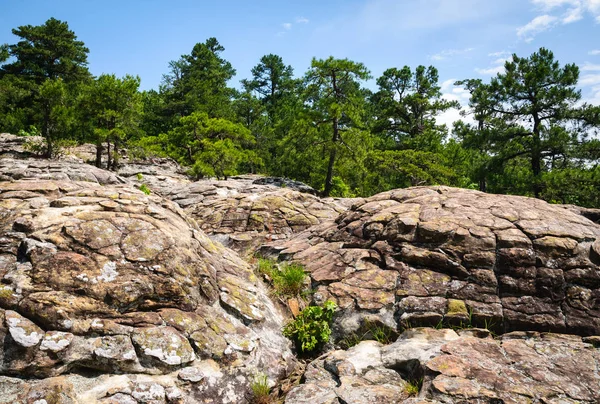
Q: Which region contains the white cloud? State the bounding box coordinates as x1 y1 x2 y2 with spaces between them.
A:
580 73 600 86
475 65 506 75
430 47 474 61
527 0 600 30
282 22 292 30
437 79 475 128
488 51 510 57
582 63 600 71
358 0 502 33
589 50 600 55
583 84 600 104
296 17 309 24
475 57 511 76
516 14 558 41
562 6 584 22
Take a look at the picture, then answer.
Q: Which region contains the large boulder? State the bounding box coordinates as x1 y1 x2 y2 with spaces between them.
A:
0 173 293 402
286 328 600 404
164 177 352 255
264 186 600 338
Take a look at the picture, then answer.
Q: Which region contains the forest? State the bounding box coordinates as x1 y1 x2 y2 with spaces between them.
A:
1 18 599 206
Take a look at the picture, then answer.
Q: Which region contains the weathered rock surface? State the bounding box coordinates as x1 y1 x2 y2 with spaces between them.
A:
164 177 352 254
0 166 293 402
252 176 318 195
287 328 600 404
265 186 600 338
117 160 192 197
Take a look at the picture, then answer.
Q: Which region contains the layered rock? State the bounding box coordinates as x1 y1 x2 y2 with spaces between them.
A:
264 186 600 338
286 328 600 404
164 178 352 254
0 174 293 402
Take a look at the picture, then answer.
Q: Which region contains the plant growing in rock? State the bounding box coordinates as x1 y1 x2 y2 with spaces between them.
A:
255 258 307 297
250 373 271 404
256 257 277 278
273 262 306 296
339 332 363 349
404 378 422 397
338 320 395 348
139 184 151 195
370 322 394 344
136 172 143 180
283 300 337 353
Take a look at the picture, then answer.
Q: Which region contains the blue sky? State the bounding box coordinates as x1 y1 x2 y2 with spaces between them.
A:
1 0 599 125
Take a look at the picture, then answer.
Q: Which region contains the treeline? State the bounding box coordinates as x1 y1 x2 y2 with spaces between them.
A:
1 18 600 206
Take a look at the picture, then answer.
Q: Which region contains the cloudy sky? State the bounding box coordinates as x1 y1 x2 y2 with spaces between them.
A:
1 0 599 126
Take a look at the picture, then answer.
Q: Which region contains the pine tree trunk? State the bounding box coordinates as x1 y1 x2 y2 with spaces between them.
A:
323 117 339 197
95 142 103 168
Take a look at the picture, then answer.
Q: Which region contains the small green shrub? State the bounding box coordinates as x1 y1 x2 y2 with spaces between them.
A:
404 378 422 396
256 258 277 278
250 373 271 404
17 125 40 137
139 184 151 195
283 300 336 353
256 259 307 297
273 262 306 296
136 173 144 180
22 137 46 156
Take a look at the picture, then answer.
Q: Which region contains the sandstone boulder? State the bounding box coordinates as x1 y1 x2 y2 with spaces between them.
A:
0 172 293 402
264 186 600 338
164 177 352 254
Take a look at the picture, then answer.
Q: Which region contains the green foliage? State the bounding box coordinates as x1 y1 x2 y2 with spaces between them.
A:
136 173 143 180
22 136 46 155
256 257 277 277
273 262 306 297
301 57 372 196
370 323 394 344
361 149 457 195
283 301 337 353
139 184 151 195
250 373 271 404
371 65 457 151
161 37 236 120
2 16 600 210
338 321 394 348
1 17 90 83
404 378 422 397
338 333 363 349
17 126 40 137
255 259 307 297
457 47 596 199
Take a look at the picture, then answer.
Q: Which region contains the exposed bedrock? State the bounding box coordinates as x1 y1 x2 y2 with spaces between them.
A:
264 186 600 339
0 177 294 403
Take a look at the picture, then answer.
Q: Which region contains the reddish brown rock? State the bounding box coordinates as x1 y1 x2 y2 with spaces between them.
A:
0 161 293 402
265 186 600 338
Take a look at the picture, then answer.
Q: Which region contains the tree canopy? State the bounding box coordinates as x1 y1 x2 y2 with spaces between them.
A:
1 19 599 206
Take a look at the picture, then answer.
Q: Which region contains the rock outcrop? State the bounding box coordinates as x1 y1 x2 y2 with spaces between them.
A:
0 174 293 402
264 186 600 338
286 328 600 404
164 178 351 254
3 134 600 403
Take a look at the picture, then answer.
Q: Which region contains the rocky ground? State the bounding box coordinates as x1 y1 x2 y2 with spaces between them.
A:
1 133 600 403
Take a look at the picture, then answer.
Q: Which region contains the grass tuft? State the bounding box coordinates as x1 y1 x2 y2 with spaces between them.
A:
250 373 271 404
